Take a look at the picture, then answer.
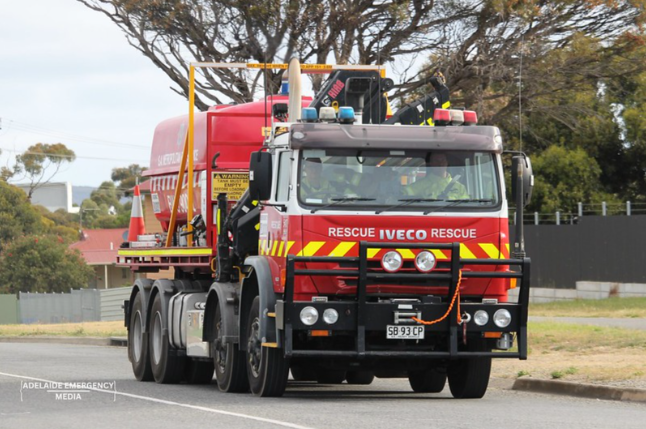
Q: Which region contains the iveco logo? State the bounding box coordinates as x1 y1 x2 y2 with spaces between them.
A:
194 302 206 310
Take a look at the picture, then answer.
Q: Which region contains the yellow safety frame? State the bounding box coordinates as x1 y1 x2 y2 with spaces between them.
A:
166 62 385 248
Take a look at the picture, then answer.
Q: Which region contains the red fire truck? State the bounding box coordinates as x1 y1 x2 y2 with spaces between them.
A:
118 60 532 398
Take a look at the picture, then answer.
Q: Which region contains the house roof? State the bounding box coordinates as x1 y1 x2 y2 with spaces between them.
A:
70 228 128 265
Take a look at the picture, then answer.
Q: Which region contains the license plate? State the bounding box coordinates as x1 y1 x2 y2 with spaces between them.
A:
386 325 424 339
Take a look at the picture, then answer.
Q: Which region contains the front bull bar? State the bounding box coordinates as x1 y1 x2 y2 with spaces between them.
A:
276 241 530 359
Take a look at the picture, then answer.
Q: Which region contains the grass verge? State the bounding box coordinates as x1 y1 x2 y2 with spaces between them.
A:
0 321 126 338
529 297 646 318
493 321 646 385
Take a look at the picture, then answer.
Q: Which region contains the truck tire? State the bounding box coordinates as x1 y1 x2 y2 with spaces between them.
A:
185 359 214 384
149 293 185 384
213 305 248 392
128 292 153 381
316 370 346 384
346 370 375 385
448 342 491 399
408 368 446 393
245 296 289 397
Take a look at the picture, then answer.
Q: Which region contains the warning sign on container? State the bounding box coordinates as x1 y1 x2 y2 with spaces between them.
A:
212 173 249 201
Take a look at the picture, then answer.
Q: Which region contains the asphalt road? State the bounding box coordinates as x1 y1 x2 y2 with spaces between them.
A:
0 342 644 429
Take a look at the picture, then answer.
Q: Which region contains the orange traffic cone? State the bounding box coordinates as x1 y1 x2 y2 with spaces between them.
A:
127 185 146 242
384 93 393 120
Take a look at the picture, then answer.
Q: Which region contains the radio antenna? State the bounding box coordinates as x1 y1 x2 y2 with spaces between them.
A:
377 34 382 125
518 34 524 153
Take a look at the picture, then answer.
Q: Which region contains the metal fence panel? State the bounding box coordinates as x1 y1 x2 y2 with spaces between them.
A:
100 287 132 321
18 289 100 324
0 295 19 324
512 215 646 289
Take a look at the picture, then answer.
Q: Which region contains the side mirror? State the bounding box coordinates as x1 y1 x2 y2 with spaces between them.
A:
511 155 534 207
249 151 273 201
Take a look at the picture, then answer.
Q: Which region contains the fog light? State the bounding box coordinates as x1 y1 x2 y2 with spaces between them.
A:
474 310 489 326
323 308 339 324
493 309 511 328
414 251 436 272
300 306 319 326
381 251 403 272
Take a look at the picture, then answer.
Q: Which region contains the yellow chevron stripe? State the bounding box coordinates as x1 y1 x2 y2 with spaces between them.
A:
329 242 355 257
505 243 510 256
430 249 448 260
479 243 502 259
271 240 278 256
367 248 380 258
397 249 415 259
259 239 266 255
284 241 295 257
460 243 477 259
297 241 325 257
277 241 284 258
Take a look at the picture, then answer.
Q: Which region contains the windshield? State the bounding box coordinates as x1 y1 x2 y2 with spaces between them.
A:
298 149 500 211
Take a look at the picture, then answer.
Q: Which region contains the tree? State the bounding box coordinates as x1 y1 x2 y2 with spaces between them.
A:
0 180 43 251
78 0 446 109
3 143 76 200
0 235 93 294
111 164 148 197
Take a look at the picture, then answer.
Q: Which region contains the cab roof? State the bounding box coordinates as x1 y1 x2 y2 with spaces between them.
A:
288 123 503 153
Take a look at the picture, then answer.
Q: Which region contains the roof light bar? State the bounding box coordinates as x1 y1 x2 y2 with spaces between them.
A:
433 109 451 126
463 110 478 125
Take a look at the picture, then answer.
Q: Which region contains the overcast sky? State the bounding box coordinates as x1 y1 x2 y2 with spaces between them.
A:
0 0 187 188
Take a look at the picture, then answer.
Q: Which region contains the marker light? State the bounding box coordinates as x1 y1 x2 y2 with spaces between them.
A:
433 109 451 126
319 107 337 122
300 306 319 326
449 109 464 126
301 107 318 122
463 110 478 125
474 310 489 326
493 309 512 328
414 251 436 272
338 106 355 124
381 251 403 273
323 308 339 325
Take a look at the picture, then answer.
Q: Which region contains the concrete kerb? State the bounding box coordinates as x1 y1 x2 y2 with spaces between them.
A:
513 377 646 404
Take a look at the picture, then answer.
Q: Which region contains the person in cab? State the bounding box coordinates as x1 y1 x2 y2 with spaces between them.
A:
405 152 468 199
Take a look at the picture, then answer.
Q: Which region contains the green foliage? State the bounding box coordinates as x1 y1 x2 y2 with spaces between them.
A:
0 181 43 251
5 143 76 200
528 145 620 213
111 164 148 197
0 235 93 294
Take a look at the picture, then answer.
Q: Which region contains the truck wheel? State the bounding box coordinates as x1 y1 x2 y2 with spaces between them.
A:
316 370 346 384
408 368 446 393
346 370 375 385
185 359 214 384
149 293 185 384
448 353 491 398
245 296 289 397
128 292 153 381
213 304 249 392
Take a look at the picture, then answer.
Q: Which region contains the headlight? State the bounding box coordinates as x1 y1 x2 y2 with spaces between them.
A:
300 306 319 326
474 310 489 326
493 309 511 328
414 251 436 272
381 251 403 272
323 308 339 324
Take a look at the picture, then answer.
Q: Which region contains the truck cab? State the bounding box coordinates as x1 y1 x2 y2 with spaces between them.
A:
243 108 530 397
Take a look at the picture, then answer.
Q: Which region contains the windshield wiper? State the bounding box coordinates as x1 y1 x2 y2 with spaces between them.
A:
375 198 442 214
311 197 376 213
423 199 494 215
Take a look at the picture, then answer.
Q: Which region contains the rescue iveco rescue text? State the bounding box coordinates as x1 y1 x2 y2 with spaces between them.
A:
118 59 533 398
